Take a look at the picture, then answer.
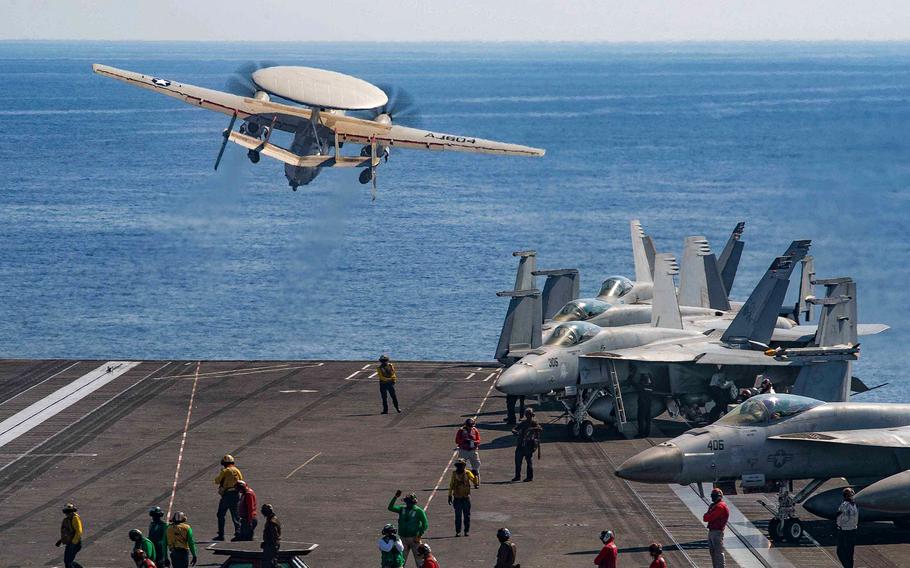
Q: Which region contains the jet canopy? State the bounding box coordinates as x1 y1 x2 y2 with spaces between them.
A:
598 276 634 299
544 321 602 347
718 394 823 426
552 299 613 322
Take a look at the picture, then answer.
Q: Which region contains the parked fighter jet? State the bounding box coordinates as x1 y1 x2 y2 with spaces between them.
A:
616 393 910 541
92 64 544 195
495 241 814 439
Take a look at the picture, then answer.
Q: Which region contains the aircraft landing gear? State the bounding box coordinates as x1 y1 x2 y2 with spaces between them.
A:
560 388 605 441
759 479 826 543
247 149 260 164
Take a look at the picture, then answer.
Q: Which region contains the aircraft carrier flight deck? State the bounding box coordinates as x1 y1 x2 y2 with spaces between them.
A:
0 359 906 568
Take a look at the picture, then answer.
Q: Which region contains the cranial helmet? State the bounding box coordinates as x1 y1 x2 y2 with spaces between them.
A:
497 527 511 540
171 511 187 523
129 529 142 540
148 506 164 518
417 543 432 556
382 523 397 536
600 530 614 543
221 454 235 464
711 487 724 500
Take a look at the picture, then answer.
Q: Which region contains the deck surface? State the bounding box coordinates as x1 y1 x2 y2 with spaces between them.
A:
0 359 906 567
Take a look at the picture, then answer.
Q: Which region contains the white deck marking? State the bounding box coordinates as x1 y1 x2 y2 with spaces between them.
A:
368 371 378 378
0 452 98 458
285 452 323 479
279 389 318 394
0 361 140 448
343 370 364 381
483 371 499 382
669 483 796 568
154 362 323 380
361 364 373 370
425 381 497 510
0 361 80 407
464 372 476 381
0 362 172 473
167 361 201 520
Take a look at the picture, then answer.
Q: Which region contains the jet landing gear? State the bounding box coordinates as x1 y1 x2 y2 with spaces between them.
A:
759 478 827 543
247 150 260 164
560 388 606 441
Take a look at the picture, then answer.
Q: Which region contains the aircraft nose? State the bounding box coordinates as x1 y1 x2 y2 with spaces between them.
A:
495 365 536 396
615 445 683 483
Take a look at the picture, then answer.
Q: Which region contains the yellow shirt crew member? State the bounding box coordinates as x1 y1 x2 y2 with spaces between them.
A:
214 462 243 495
377 355 401 414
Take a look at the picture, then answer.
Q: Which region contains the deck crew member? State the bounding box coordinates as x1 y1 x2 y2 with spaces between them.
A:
448 458 479 537
759 377 776 394
236 480 258 541
703 488 730 568
261 504 282 568
455 418 482 484
166 512 197 568
512 408 542 482
56 502 84 568
213 453 243 541
648 543 667 568
129 528 157 564
836 488 859 568
636 373 654 438
378 354 401 414
148 507 169 567
495 527 517 568
594 530 617 568
388 490 429 566
416 543 440 568
379 524 405 568
133 549 156 568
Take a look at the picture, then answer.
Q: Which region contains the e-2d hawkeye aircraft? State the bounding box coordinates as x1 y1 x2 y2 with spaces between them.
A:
92 63 545 194
616 393 910 541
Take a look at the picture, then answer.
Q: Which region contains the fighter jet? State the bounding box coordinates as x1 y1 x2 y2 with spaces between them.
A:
495 241 815 439
92 63 544 195
615 393 910 541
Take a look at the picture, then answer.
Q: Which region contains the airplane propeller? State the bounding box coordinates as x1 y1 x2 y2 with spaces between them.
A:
356 84 422 128
224 61 279 98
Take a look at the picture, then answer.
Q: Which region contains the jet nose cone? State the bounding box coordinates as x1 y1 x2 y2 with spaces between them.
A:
495 365 535 396
615 445 683 483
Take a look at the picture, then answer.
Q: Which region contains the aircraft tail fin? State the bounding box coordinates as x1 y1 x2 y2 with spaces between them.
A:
651 253 683 329
792 360 852 402
534 268 580 320
810 277 858 347
495 289 542 364
796 256 816 323
511 250 537 291
721 240 811 347
630 220 654 283
717 221 745 295
678 236 731 311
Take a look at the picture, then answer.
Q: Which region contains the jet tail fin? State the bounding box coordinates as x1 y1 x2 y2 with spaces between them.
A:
495 289 542 364
630 220 655 283
678 236 730 311
797 256 816 323
717 221 745 295
534 268 580 320
810 277 858 347
651 253 683 329
511 250 537 290
721 240 811 347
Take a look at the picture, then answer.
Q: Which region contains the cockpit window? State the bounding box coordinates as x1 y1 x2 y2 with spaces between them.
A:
717 394 823 426
552 299 612 322
598 276 634 299
544 321 601 347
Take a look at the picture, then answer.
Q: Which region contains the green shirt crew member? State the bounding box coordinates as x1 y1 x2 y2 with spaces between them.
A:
148 507 169 567
388 490 428 567
129 529 156 562
379 524 405 568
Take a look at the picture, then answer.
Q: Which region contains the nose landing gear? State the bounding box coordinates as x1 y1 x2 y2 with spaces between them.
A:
247 150 260 164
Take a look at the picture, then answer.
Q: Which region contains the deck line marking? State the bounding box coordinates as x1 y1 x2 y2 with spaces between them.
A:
671 483 792 568
483 371 498 382
167 361 201 521
0 361 172 473
285 452 323 479
362 364 373 370
279 389 318 394
0 361 81 407
368 371 378 379
475 367 483 371
343 371 363 381
0 361 140 448
464 372 476 381
156 362 323 381
0 452 98 458
426 381 497 511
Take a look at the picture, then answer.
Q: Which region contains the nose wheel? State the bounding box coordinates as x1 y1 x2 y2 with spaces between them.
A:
247 150 260 164
560 389 604 441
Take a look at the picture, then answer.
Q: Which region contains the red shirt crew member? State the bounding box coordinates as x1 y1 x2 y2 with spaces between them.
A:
594 530 617 568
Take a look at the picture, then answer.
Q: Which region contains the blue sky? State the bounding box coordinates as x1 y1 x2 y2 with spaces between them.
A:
4 0 910 41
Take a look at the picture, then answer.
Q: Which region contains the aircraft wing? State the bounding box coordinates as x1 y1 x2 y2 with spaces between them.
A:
94 64 545 158
583 339 797 366
329 121 546 158
93 64 316 132
771 426 910 448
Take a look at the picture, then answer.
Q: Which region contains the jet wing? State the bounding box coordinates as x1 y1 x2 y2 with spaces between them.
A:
583 339 797 366
770 426 910 448
93 64 312 132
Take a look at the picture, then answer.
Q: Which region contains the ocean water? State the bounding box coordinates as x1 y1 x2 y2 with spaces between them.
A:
0 42 908 401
